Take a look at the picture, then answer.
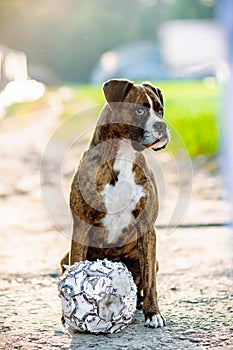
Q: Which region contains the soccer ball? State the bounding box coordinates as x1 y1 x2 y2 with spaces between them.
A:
58 259 137 334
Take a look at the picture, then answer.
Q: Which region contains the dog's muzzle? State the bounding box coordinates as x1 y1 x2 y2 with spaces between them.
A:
142 121 170 151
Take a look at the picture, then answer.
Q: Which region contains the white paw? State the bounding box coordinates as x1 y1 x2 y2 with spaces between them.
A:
144 314 166 328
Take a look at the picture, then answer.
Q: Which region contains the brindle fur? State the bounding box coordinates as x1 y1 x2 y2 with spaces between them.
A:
61 79 167 324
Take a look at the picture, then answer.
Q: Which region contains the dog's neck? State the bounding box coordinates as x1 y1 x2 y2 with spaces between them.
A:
89 104 137 160
90 105 116 145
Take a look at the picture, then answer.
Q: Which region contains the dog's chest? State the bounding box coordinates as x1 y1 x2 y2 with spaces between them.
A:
101 141 145 244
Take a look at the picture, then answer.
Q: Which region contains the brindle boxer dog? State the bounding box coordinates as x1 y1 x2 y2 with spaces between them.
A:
61 79 169 328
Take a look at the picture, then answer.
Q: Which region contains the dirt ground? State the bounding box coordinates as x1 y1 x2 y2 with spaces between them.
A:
0 96 232 349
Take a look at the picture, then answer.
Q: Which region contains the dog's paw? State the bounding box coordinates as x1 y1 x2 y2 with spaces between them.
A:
144 314 166 328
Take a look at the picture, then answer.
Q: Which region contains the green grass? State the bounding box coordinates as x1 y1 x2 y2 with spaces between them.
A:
5 97 49 118
159 80 220 156
3 80 220 156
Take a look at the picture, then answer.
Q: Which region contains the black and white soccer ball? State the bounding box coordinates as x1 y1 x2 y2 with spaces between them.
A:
58 259 137 334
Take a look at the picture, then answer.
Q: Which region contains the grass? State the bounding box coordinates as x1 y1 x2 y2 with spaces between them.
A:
5 97 49 118
159 80 220 156
3 80 220 156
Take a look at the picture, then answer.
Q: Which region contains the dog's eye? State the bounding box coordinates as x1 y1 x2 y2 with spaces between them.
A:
158 108 163 116
135 108 146 116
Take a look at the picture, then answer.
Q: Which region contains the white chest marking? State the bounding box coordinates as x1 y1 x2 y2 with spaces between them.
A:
101 140 145 244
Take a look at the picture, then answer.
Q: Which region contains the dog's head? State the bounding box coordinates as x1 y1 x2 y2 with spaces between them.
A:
103 79 170 151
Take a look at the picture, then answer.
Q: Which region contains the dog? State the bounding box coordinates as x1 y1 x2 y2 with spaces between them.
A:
61 79 169 328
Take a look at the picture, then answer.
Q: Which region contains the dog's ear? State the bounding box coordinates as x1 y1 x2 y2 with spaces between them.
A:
103 79 133 108
142 82 164 107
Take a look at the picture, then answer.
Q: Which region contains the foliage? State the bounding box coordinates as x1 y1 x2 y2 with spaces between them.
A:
160 80 219 156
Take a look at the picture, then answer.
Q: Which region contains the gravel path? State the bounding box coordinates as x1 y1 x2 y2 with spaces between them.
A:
0 228 232 350
0 96 232 349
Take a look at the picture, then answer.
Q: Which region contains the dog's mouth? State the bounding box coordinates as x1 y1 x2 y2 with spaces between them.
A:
141 129 170 151
131 136 169 152
146 136 169 151
151 139 169 151
128 126 170 152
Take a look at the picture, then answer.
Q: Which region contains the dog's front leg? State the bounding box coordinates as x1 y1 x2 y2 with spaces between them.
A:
69 216 90 265
60 218 89 326
70 240 88 265
138 228 165 328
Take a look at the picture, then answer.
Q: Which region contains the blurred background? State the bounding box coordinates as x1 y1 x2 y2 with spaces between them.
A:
0 0 230 156
0 0 222 84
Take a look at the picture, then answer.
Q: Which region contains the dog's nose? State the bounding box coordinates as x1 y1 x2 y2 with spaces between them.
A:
153 121 166 133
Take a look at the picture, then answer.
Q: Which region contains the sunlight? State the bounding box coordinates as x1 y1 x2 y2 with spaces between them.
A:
100 51 118 74
0 79 45 117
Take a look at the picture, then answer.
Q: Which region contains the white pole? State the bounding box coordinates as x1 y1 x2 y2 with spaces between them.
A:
217 0 233 223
